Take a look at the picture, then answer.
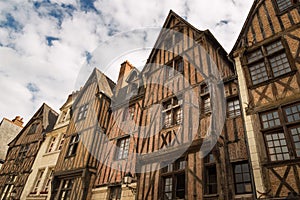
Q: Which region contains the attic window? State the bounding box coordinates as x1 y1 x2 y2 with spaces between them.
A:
28 123 38 135
275 0 298 12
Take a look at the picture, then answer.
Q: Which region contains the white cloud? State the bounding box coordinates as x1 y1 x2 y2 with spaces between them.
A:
0 0 253 123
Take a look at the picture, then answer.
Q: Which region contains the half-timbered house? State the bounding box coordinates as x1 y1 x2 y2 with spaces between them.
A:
50 68 115 200
92 61 144 200
21 92 76 200
0 104 58 200
231 0 300 198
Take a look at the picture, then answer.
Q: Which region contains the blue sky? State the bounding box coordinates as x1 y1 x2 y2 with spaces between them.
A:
0 0 253 123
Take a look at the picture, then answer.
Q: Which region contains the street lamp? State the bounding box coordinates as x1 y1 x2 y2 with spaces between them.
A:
10 189 17 200
123 172 136 194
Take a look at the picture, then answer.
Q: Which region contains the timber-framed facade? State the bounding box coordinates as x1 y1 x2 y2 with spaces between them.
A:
231 0 300 198
1 3 300 200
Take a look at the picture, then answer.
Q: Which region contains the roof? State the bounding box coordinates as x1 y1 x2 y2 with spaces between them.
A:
8 103 58 146
229 0 260 56
143 10 232 73
73 68 116 107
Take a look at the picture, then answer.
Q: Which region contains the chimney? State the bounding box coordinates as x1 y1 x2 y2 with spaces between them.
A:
12 116 24 127
115 60 134 94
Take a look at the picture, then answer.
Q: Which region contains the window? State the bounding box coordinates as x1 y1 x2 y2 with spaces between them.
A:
201 84 209 94
260 102 300 161
275 0 298 12
0 175 16 200
161 159 186 200
123 106 135 121
116 137 130 160
57 135 65 151
265 132 290 161
204 153 217 195
42 168 54 193
162 97 183 128
165 37 172 50
227 99 241 118
233 162 252 194
202 96 211 115
261 110 281 129
77 104 88 121
58 179 73 200
174 28 184 44
46 136 56 153
247 40 292 85
66 134 80 157
28 123 38 134
166 57 184 79
31 169 45 194
59 110 68 123
109 186 121 200
284 104 300 123
290 126 300 156
18 144 29 160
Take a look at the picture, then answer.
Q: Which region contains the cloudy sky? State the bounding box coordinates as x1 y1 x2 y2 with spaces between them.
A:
0 0 253 124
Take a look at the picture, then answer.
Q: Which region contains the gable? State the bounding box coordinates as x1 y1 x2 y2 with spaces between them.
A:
231 0 300 55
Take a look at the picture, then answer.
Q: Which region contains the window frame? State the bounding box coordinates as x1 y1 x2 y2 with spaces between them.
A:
18 144 29 160
77 104 89 121
66 134 80 158
160 158 186 200
162 97 183 128
41 168 54 194
0 175 16 200
204 153 218 195
57 179 74 200
31 169 45 194
227 99 241 118
46 136 57 153
245 39 294 87
165 57 184 79
28 123 39 135
273 0 299 14
233 162 253 195
115 137 130 160
260 102 300 162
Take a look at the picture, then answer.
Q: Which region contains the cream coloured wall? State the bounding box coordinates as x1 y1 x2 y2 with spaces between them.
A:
21 95 74 200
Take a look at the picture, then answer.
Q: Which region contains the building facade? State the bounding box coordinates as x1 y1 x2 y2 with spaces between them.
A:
0 104 58 200
92 61 143 200
21 93 76 200
50 69 115 200
134 11 253 200
1 3 300 199
231 0 300 198
0 116 23 167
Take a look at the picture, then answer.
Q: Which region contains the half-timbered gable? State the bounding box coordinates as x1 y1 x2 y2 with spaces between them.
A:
136 10 252 200
0 104 58 200
51 68 115 200
231 0 300 198
93 61 144 199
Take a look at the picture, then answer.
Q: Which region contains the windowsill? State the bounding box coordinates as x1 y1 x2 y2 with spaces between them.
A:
43 150 60 157
165 72 184 82
163 123 182 130
262 157 300 167
65 154 76 159
204 194 219 198
234 193 253 198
